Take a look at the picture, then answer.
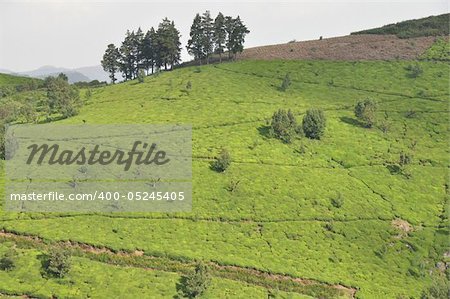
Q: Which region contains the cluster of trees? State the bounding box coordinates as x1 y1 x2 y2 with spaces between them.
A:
187 11 249 64
0 73 81 159
102 18 181 83
101 13 250 83
269 108 326 143
44 73 82 119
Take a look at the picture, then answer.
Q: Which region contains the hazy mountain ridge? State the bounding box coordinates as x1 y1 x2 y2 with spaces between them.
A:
0 65 109 84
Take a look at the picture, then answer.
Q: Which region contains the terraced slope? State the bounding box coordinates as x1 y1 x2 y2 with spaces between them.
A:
0 60 449 298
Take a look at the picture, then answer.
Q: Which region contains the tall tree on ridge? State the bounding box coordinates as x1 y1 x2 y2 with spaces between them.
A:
224 16 249 60
187 13 204 63
141 28 155 74
156 18 181 70
119 30 137 80
213 12 226 62
230 16 249 58
101 44 120 83
134 27 145 77
201 10 214 64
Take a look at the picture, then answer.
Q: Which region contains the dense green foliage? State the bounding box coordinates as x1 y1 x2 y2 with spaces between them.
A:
0 248 16 271
302 108 326 139
45 74 82 118
45 247 71 278
280 73 291 91
211 148 231 172
354 99 377 127
421 38 450 61
269 109 298 143
102 18 181 82
0 60 448 298
187 11 249 63
351 13 449 38
178 262 211 298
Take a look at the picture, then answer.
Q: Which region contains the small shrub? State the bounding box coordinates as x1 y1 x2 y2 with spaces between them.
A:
324 222 334 232
269 109 299 143
137 69 145 83
354 99 377 128
0 256 15 271
211 149 231 172
45 248 71 278
331 193 344 208
405 63 423 78
85 88 92 99
399 151 413 167
186 81 192 90
177 262 211 298
0 249 16 271
405 109 417 118
280 73 291 91
226 178 241 193
302 108 326 139
421 279 450 299
379 119 390 133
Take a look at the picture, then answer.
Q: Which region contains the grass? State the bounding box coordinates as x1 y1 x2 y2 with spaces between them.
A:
0 241 310 299
0 59 449 298
0 73 40 87
421 38 450 61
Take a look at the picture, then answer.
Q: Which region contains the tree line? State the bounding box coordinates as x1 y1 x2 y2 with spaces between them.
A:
187 11 249 64
101 18 181 83
101 12 249 83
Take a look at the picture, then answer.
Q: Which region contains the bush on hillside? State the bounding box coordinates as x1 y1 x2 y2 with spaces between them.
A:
137 69 146 83
405 63 423 78
46 75 81 119
211 149 231 172
177 262 211 298
354 99 377 128
280 73 291 91
269 109 299 143
0 249 17 271
45 248 71 278
302 108 326 139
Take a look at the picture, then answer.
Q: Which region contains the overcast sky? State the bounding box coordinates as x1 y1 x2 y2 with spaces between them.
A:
0 0 447 72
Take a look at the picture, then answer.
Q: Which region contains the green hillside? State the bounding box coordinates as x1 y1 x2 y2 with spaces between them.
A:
0 60 449 298
0 73 40 87
421 37 450 61
352 13 449 38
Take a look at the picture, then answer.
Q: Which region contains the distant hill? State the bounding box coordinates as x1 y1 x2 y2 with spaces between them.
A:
18 66 91 84
3 65 110 84
351 13 449 38
74 65 110 82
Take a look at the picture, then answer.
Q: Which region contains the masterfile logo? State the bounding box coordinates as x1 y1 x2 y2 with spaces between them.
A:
5 124 192 212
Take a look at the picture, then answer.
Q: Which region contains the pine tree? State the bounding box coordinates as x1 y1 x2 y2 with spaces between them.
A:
134 27 145 77
119 30 137 80
213 12 226 62
187 14 205 62
224 16 235 60
155 18 181 70
101 44 120 83
201 10 214 64
230 16 249 58
224 16 249 60
141 28 155 74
